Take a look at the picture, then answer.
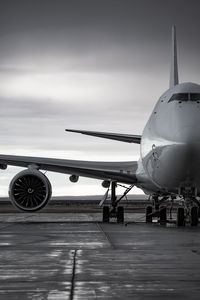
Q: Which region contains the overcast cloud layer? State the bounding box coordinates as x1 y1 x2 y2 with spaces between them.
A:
0 0 200 196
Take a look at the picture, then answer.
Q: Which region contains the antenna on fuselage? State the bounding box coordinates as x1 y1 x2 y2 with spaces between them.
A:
170 25 179 88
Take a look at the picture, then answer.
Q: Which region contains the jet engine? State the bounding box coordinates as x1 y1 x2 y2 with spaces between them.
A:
69 174 79 183
102 180 110 188
9 169 52 212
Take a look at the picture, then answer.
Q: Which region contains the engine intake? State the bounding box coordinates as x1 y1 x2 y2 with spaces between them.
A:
9 170 52 212
69 175 79 183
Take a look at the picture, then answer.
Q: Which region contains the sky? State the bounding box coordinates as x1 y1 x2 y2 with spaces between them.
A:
0 0 200 196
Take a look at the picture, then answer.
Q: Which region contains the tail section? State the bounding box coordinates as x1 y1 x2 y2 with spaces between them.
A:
170 25 179 88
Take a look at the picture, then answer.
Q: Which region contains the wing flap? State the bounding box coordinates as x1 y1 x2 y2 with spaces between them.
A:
65 129 141 144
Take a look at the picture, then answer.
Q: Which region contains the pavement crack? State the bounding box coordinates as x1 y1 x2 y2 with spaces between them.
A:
70 249 77 300
97 223 116 249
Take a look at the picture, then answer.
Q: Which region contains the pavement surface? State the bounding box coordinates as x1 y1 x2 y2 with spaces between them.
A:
0 213 200 299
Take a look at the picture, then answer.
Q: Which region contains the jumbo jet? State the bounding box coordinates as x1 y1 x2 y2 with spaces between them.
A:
0 26 199 226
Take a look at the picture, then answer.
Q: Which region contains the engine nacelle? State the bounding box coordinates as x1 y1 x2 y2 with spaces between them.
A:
9 169 52 212
69 175 79 183
0 164 7 170
102 180 110 188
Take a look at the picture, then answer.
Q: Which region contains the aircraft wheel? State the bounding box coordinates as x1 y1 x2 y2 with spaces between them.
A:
177 207 185 226
190 206 199 226
117 206 124 223
103 206 110 223
146 206 152 223
198 207 200 218
160 206 167 224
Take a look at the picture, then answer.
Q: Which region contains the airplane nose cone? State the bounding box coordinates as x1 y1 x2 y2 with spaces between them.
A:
174 125 200 145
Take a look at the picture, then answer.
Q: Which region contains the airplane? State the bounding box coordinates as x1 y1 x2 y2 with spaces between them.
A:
0 26 199 226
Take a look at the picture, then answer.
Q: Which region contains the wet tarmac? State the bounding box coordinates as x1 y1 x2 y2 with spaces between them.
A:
0 213 200 299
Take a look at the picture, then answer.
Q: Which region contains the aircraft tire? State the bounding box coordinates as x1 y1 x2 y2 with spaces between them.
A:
160 206 167 224
190 206 199 226
146 206 153 223
103 206 110 223
177 207 185 226
117 206 124 223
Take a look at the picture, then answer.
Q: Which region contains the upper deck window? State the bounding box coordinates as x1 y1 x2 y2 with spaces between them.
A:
168 93 200 102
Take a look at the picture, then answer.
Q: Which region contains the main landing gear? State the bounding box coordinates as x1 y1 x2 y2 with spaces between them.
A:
102 182 124 223
175 191 200 226
176 205 199 227
145 194 199 227
103 205 124 223
146 205 167 224
102 182 133 223
145 195 168 225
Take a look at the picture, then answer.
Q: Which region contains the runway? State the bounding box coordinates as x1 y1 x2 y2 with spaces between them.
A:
0 213 200 299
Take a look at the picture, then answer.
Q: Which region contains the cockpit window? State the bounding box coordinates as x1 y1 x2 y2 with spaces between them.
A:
190 93 200 101
168 93 188 102
168 93 200 102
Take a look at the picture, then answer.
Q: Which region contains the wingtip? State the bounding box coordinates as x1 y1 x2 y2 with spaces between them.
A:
65 129 80 133
65 129 73 132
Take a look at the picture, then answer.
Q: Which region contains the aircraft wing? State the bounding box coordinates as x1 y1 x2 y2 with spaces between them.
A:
66 129 141 144
0 154 138 184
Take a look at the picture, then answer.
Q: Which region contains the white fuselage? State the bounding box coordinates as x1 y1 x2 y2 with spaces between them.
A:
137 82 200 196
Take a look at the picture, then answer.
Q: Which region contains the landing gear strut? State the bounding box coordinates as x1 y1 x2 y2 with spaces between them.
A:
102 182 132 223
103 182 123 223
